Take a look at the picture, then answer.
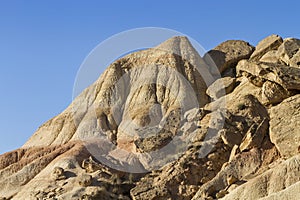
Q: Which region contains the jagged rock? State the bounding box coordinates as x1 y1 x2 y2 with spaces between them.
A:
261 80 289 105
221 155 300 200
227 174 238 186
277 38 300 67
250 34 283 61
206 77 236 100
237 59 300 90
204 40 254 73
260 50 280 63
52 167 66 181
270 94 300 158
229 145 239 162
239 118 269 152
220 128 243 148
216 189 228 198
184 108 208 122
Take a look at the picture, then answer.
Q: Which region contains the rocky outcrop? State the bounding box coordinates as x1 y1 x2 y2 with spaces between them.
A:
1 34 300 200
250 34 283 61
204 40 254 74
269 94 300 158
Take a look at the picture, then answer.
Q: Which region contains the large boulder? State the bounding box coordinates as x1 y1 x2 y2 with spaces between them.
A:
220 154 300 200
204 40 254 74
269 94 300 158
277 38 300 67
250 34 283 61
206 77 236 100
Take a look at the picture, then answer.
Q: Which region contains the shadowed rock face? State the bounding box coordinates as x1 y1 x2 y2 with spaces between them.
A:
1 34 300 200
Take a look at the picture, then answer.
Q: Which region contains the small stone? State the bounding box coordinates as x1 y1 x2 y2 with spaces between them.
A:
216 189 228 198
229 145 239 162
227 174 238 186
52 167 66 181
78 174 92 187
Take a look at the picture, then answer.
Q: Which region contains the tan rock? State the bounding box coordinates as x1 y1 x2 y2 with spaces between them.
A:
1 35 300 200
24 36 211 157
206 77 236 100
270 94 300 158
261 80 289 105
52 167 66 181
204 40 254 73
78 174 92 187
260 50 280 63
222 155 300 200
277 38 300 67
250 34 283 61
239 118 269 152
236 59 300 90
229 145 239 162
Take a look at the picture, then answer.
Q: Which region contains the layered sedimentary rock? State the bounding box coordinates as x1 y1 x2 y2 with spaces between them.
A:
1 34 300 200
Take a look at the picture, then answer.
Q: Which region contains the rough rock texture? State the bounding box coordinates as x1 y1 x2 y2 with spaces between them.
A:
204 40 254 74
277 38 300 67
1 34 300 200
236 59 300 90
269 94 300 158
250 34 283 61
206 77 236 100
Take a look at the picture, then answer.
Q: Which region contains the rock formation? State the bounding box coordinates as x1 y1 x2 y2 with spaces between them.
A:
0 34 299 200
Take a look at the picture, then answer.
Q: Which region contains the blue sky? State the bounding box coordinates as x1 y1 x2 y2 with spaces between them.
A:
0 0 299 154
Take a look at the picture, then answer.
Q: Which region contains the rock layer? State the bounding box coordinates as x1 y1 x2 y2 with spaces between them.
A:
1 34 300 200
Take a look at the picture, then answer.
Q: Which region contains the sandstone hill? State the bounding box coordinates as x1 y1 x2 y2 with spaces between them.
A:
0 34 299 200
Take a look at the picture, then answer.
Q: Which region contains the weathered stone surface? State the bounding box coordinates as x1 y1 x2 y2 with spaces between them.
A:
78 174 92 187
250 34 283 61
239 118 269 152
277 38 300 67
206 77 236 100
262 80 289 105
270 94 300 158
260 50 279 63
237 59 300 90
221 155 300 200
24 37 211 155
1 35 300 200
51 167 66 181
204 40 254 73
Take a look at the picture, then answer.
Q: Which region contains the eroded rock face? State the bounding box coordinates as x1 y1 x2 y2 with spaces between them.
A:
236 60 300 90
24 37 211 153
1 34 300 200
277 38 300 67
270 94 300 158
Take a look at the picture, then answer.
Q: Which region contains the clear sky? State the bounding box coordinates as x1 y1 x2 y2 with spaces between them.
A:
0 0 299 154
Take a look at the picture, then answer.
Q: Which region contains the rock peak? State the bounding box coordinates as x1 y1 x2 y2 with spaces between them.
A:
155 36 195 55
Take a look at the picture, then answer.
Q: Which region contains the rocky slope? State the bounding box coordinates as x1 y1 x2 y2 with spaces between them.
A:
0 34 300 200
